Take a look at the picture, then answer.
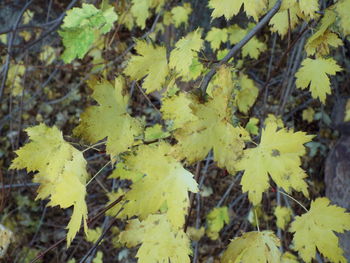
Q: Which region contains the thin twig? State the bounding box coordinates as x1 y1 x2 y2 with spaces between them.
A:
199 0 282 95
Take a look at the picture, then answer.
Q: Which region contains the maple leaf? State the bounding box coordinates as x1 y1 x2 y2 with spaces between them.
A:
130 0 150 29
269 0 301 37
305 10 342 56
274 206 292 230
171 3 192 28
299 0 319 19
59 4 117 63
119 214 191 263
10 124 88 246
120 142 198 228
124 40 168 93
295 57 342 103
209 0 268 21
169 29 203 77
221 231 281 263
163 67 247 173
228 24 266 59
290 197 350 262
237 122 313 205
335 0 350 36
74 77 142 158
205 27 228 51
206 207 230 240
161 92 198 130
234 73 259 114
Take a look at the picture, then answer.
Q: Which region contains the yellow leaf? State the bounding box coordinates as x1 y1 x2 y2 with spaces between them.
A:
274 206 292 230
161 92 198 130
86 227 103 243
6 63 25 96
74 77 142 158
295 57 342 103
119 214 191 263
144 124 170 141
281 252 299 263
208 0 268 21
242 37 267 59
164 76 247 173
170 3 192 28
290 197 350 263
228 24 266 59
335 0 350 36
265 114 284 128
344 99 350 122
302 107 315 123
305 10 342 56
124 40 168 93
92 251 103 263
121 142 198 228
169 29 203 77
10 124 88 246
206 207 230 240
221 231 281 263
269 1 301 37
299 0 319 19
205 27 228 51
234 73 258 114
130 0 151 29
0 224 13 259
186 227 205 241
237 121 313 205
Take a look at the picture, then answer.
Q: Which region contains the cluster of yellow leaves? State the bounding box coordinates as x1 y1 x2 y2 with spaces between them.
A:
10 124 88 246
209 0 268 21
237 122 313 205
74 77 142 158
290 198 350 262
119 214 191 263
162 66 247 173
295 57 342 104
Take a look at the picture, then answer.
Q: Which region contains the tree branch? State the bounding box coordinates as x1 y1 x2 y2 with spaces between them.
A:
199 0 282 95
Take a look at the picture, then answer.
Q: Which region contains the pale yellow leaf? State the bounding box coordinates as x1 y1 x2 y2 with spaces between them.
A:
125 40 168 93
74 77 142 158
290 197 350 263
237 121 313 204
119 214 191 263
205 27 228 51
121 142 198 228
335 0 350 36
169 29 203 77
222 231 281 263
295 57 342 103
274 206 292 230
10 124 88 246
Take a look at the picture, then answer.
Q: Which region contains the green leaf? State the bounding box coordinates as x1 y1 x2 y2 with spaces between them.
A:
59 4 117 63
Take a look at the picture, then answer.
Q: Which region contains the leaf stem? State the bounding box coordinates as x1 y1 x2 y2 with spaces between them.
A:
278 190 308 213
